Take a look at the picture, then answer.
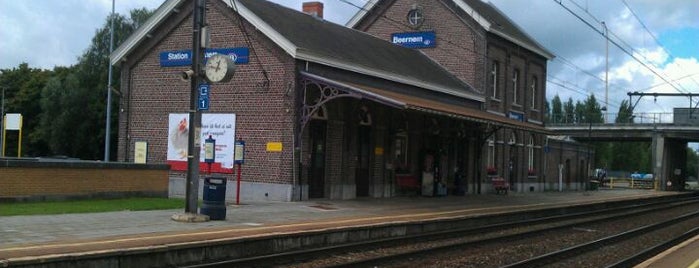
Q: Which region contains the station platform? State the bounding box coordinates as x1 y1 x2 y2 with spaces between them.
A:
0 189 680 263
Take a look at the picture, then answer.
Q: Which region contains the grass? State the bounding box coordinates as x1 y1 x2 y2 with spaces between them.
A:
0 198 185 216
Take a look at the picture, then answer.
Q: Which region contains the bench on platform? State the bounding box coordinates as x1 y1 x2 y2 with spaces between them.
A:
491 177 509 195
396 174 420 194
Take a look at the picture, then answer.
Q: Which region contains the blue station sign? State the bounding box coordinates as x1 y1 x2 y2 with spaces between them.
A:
391 31 436 49
159 47 250 67
508 111 525 122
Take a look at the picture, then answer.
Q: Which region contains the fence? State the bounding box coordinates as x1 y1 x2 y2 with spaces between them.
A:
548 113 674 125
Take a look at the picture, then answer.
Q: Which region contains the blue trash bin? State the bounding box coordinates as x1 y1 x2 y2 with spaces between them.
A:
200 177 227 220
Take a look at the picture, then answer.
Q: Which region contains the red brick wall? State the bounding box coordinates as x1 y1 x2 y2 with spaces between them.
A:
545 139 594 187
356 0 487 93
353 0 557 192
117 1 297 185
0 162 168 200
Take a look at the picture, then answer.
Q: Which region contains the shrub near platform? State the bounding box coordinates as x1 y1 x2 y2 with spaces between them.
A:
0 198 184 216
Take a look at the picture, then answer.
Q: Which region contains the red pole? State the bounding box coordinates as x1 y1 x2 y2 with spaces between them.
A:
236 163 241 205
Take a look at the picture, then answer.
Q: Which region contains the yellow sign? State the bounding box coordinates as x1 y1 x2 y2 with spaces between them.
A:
266 142 283 152
134 141 148 164
374 147 384 155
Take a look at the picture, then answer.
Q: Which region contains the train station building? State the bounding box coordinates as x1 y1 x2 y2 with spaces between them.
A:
111 0 592 201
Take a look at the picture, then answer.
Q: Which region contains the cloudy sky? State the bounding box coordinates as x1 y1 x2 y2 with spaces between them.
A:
1 0 698 118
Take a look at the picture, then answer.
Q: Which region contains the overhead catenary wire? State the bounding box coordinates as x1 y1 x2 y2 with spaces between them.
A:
547 76 624 110
555 0 688 96
336 0 612 107
229 0 270 90
559 0 689 96
620 0 699 90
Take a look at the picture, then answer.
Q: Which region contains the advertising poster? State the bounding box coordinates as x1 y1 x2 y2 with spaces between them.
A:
167 113 236 173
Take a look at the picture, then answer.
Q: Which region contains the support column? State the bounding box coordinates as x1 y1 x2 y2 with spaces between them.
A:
651 134 665 190
373 126 387 197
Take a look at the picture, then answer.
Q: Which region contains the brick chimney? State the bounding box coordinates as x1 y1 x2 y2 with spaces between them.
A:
302 2 324 19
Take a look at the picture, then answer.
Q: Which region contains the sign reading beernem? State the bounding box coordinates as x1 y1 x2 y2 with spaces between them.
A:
508 111 525 122
391 31 436 49
159 47 249 67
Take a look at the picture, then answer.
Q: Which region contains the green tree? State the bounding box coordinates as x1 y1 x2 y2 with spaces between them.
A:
564 97 575 124
583 94 603 123
574 100 585 124
687 149 698 180
616 100 634 124
37 8 153 159
607 99 650 172
0 63 52 156
550 94 563 124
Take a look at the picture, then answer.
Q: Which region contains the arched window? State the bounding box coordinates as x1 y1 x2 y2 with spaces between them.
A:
491 61 500 99
509 132 516 145
530 76 538 110
528 134 535 170
487 137 495 167
512 69 520 105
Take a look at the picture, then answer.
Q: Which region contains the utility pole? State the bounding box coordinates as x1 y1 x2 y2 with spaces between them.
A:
185 0 206 215
104 0 115 162
1 87 4 157
602 21 609 124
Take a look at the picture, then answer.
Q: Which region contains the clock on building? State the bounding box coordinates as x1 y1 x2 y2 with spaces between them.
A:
204 54 236 83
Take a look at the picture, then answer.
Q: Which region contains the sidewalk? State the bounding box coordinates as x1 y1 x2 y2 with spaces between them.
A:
0 189 674 252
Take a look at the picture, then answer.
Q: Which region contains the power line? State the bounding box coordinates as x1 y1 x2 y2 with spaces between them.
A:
551 54 627 92
547 75 624 109
638 72 699 92
336 0 612 105
620 0 699 90
555 0 687 96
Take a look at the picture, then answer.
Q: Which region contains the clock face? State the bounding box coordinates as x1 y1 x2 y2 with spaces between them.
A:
205 54 234 83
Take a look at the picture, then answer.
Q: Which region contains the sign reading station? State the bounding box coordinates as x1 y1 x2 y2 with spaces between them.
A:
391 31 436 49
159 47 249 67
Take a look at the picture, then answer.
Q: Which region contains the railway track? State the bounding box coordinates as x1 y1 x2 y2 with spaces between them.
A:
185 195 699 268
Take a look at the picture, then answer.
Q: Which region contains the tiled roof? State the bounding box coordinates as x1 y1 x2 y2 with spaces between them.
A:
238 0 481 100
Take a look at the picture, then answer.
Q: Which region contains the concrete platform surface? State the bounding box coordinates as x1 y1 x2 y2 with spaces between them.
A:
0 189 677 260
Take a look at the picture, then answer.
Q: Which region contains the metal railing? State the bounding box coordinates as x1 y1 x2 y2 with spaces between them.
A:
547 113 674 126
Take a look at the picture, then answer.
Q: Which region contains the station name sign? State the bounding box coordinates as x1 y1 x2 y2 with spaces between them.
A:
391 31 436 49
159 47 249 67
508 111 525 122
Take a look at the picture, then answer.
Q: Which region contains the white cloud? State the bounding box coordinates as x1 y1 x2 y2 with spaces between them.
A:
1 0 696 121
0 0 163 70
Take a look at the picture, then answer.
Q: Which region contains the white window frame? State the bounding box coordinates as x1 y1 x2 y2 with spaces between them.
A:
528 135 535 170
487 138 495 167
491 61 499 99
530 76 538 110
512 69 519 105
394 132 408 170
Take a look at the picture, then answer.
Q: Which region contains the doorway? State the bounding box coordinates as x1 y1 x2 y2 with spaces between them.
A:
309 120 326 198
356 125 371 197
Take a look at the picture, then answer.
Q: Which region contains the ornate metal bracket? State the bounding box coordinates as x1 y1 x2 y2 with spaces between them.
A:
298 76 362 133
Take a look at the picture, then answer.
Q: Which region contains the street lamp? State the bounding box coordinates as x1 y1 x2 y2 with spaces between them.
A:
602 21 609 124
1 86 4 157
104 0 116 162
